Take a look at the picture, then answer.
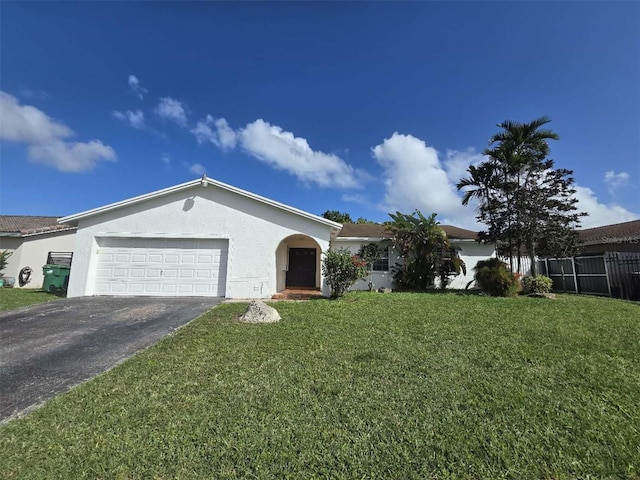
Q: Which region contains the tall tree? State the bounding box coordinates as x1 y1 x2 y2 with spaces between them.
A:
457 117 585 276
322 210 353 223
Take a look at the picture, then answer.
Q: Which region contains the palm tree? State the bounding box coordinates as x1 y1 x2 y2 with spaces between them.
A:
486 116 560 275
456 162 498 207
488 116 559 166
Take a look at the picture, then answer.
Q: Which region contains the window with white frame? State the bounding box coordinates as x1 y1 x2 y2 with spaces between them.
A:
372 247 390 271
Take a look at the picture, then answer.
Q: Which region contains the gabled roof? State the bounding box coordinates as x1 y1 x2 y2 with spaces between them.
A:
58 176 343 230
336 223 479 240
0 215 76 237
579 219 640 245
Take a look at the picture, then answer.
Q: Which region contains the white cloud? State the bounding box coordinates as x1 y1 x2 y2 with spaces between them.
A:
0 91 116 172
112 109 145 129
372 132 475 227
574 185 638 228
239 119 362 189
443 148 484 184
128 75 148 100
604 170 630 195
28 140 116 172
0 91 72 143
192 115 237 150
19 88 48 100
188 163 206 175
161 154 171 165
342 193 369 205
155 97 188 127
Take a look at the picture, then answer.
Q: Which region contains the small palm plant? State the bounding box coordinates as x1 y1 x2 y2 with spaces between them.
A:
0 250 12 278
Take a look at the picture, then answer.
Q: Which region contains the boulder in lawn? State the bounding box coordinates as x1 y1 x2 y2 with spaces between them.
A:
239 300 281 323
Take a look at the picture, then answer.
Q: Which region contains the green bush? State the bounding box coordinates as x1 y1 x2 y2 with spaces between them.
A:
474 258 520 297
0 250 12 276
521 275 553 294
322 248 368 298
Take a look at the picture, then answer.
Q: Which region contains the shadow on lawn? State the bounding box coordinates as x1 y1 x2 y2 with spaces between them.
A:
323 289 485 301
376 288 483 296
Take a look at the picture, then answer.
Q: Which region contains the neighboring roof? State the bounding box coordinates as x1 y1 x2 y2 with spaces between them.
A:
0 215 76 237
58 176 343 230
441 225 480 240
579 219 640 245
336 223 479 240
337 223 393 239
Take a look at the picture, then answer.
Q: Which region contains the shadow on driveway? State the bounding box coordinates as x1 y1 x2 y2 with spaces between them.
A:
0 296 221 423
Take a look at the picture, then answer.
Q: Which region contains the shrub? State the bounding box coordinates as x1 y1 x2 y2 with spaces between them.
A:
322 248 368 298
474 258 520 297
521 275 553 294
0 250 12 276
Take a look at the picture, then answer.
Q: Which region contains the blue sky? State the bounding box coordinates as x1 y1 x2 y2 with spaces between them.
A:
1 1 638 228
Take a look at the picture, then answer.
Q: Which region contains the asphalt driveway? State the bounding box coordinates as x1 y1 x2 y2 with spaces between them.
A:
0 296 221 422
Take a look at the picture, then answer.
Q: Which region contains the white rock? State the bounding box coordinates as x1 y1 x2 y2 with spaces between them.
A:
239 300 281 323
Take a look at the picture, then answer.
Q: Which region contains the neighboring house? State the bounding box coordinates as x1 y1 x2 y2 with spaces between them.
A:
59 177 342 299
0 216 76 288
578 219 640 254
335 223 496 291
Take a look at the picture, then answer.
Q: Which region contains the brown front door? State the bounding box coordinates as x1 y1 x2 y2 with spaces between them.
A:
286 248 316 288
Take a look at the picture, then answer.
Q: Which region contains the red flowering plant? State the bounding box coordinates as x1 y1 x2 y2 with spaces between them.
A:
322 248 368 298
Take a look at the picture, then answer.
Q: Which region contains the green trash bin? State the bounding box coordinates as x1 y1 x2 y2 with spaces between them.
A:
42 264 70 292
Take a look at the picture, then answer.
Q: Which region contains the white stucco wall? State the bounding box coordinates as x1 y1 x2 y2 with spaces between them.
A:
0 230 76 288
67 184 334 299
444 241 496 289
334 239 495 291
334 239 399 291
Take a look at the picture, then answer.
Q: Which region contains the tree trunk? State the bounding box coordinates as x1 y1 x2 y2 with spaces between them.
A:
529 243 537 277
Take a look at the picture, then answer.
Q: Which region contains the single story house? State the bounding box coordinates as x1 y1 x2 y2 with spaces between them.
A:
0 216 76 288
60 177 342 298
577 219 640 254
59 177 496 299
335 223 495 291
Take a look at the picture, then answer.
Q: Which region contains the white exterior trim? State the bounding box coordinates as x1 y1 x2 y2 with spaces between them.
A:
59 177 342 231
334 237 389 242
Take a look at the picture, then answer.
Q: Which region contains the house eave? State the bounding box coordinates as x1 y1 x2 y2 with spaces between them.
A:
21 227 77 238
59 177 343 230
334 237 391 242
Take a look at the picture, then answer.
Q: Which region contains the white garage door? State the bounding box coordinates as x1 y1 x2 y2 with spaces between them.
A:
93 238 228 297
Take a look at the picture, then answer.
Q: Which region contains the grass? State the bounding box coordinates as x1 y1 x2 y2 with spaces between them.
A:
0 288 63 312
1 292 639 479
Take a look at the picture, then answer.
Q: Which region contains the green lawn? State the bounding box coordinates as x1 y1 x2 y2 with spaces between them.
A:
0 288 62 312
1 293 638 479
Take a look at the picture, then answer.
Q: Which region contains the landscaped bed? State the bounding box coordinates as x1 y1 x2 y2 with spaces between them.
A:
1 292 638 479
0 288 62 312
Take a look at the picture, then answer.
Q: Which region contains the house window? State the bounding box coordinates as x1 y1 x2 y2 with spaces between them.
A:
372 248 389 271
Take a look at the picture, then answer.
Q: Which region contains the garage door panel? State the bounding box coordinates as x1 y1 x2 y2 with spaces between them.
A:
93 238 228 297
163 269 178 279
161 284 178 293
196 269 211 279
113 268 128 278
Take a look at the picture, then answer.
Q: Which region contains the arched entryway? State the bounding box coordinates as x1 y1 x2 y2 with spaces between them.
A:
275 234 322 292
